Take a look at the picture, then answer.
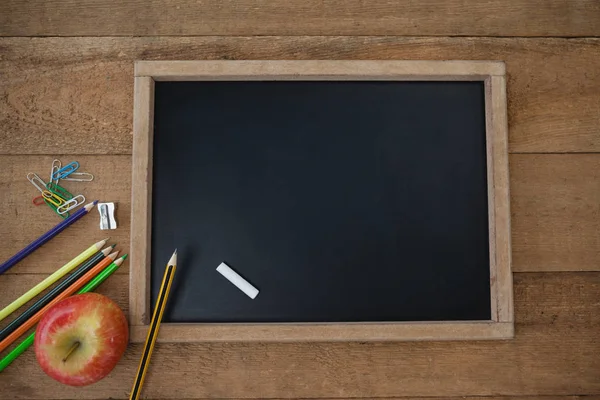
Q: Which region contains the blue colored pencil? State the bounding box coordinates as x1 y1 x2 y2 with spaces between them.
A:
0 201 98 275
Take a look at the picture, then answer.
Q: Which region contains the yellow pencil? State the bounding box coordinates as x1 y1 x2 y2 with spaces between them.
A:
0 238 108 322
129 249 177 400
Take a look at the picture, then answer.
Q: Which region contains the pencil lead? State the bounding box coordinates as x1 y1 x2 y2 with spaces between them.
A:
121 254 128 260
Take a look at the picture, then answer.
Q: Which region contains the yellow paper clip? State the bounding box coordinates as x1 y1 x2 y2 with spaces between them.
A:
46 198 70 219
33 195 69 218
45 182 73 201
42 190 65 207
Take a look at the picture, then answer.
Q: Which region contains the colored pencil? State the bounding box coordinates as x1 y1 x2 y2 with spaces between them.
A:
129 250 177 400
0 201 98 275
0 245 115 342
0 237 108 323
0 255 127 373
0 250 119 353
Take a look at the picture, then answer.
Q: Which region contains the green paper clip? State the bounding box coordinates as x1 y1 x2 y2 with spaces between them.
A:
45 182 74 201
44 198 69 219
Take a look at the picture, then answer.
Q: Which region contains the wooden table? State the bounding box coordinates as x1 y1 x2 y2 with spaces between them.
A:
1 2 599 399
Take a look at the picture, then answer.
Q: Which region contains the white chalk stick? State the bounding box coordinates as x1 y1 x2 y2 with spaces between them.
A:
216 262 259 299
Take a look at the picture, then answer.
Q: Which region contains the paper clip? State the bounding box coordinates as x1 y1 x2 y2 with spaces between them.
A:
33 195 69 218
27 173 47 194
51 161 79 180
45 182 73 201
61 172 94 182
42 190 65 207
32 195 46 206
50 159 61 185
45 198 69 219
56 194 85 215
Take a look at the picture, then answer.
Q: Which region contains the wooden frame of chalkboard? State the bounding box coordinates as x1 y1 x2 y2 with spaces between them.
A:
130 60 513 342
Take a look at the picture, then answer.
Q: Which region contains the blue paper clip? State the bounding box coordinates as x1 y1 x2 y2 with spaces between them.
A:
51 161 79 180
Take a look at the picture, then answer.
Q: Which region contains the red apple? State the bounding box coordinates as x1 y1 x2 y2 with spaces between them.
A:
34 293 128 386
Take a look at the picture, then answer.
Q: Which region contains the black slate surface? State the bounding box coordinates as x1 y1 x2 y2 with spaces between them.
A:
150 81 491 323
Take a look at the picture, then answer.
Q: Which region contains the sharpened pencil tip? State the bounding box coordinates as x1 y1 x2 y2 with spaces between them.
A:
122 254 128 260
168 249 177 266
93 200 99 205
95 237 110 248
110 244 116 249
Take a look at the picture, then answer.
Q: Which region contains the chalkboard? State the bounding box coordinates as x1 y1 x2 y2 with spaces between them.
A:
130 61 513 342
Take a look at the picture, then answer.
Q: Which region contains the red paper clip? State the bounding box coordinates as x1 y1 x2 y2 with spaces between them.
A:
32 195 45 206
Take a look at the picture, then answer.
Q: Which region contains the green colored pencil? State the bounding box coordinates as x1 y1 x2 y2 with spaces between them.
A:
0 255 127 372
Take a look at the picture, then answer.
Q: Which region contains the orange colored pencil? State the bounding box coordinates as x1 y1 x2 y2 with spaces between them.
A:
0 251 119 353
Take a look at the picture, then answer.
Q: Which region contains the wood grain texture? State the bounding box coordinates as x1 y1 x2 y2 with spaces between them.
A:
0 154 596 274
1 0 599 37
487 76 513 322
12 398 600 400
1 273 599 399
0 155 131 274
136 60 505 80
511 154 600 271
1 37 599 154
130 77 154 325
485 77 499 321
129 322 514 343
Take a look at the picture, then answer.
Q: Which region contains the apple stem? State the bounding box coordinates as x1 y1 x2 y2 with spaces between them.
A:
62 341 81 362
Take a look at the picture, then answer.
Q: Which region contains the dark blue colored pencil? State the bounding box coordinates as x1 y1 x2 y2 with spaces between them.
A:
0 201 98 275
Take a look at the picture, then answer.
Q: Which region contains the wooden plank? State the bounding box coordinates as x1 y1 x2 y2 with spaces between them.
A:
1 273 599 399
0 154 597 274
1 37 599 154
130 77 154 325
485 77 499 321
129 322 514 343
0 155 131 274
136 60 505 80
511 154 600 271
13 397 600 400
11 398 600 400
0 0 599 37
487 76 513 322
